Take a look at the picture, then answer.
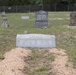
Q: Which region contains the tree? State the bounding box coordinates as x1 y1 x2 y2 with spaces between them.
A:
0 0 76 6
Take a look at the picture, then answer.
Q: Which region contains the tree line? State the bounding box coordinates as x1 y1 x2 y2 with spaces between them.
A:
0 0 76 6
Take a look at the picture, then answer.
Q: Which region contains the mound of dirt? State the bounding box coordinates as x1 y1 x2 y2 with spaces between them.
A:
0 48 31 75
49 48 76 75
0 48 76 75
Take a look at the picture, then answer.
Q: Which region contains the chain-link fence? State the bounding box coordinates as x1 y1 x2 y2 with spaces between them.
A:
0 4 76 13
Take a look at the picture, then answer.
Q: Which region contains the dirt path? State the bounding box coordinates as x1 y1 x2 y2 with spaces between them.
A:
49 48 76 75
0 48 31 75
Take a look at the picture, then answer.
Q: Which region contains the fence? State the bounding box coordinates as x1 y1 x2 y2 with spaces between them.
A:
0 4 76 13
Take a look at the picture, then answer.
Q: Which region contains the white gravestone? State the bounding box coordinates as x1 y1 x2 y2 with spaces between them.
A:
21 16 29 19
16 34 56 48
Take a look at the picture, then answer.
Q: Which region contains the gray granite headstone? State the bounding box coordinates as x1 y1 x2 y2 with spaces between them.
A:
2 11 9 27
69 12 76 26
35 10 48 28
16 34 56 48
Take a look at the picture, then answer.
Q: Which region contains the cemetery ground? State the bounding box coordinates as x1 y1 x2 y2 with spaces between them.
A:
0 12 76 75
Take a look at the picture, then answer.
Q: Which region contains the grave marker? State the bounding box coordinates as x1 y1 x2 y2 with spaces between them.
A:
69 12 76 26
21 16 29 19
35 10 48 28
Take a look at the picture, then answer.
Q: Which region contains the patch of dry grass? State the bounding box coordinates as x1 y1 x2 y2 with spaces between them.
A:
24 49 55 75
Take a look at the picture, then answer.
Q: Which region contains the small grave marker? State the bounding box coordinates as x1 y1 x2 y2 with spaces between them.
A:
21 16 29 19
16 34 56 48
35 10 48 28
24 30 28 34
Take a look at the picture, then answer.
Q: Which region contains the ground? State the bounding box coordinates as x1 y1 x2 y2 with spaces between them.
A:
0 48 76 75
0 12 76 74
50 48 76 75
0 48 31 75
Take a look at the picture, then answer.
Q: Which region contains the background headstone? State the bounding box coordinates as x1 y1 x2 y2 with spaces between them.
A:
24 30 28 34
2 11 9 27
21 16 29 19
35 10 48 28
16 34 56 48
69 12 76 26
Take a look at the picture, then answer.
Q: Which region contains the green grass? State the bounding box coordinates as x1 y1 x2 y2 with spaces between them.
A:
24 49 55 75
0 12 76 69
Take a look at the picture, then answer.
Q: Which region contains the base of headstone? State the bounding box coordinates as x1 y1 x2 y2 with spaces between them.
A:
35 21 48 28
2 21 9 27
2 17 9 27
69 23 76 26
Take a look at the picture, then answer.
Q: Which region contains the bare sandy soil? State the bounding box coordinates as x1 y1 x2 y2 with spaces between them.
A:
0 48 31 75
49 48 76 75
0 48 76 75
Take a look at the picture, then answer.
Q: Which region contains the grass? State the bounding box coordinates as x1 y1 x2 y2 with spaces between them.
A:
0 12 76 69
24 48 55 75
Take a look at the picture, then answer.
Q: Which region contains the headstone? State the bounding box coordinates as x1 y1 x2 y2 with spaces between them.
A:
24 30 28 34
21 16 29 19
35 10 48 28
16 34 56 48
2 11 9 27
8 7 11 10
69 12 76 26
2 11 6 17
